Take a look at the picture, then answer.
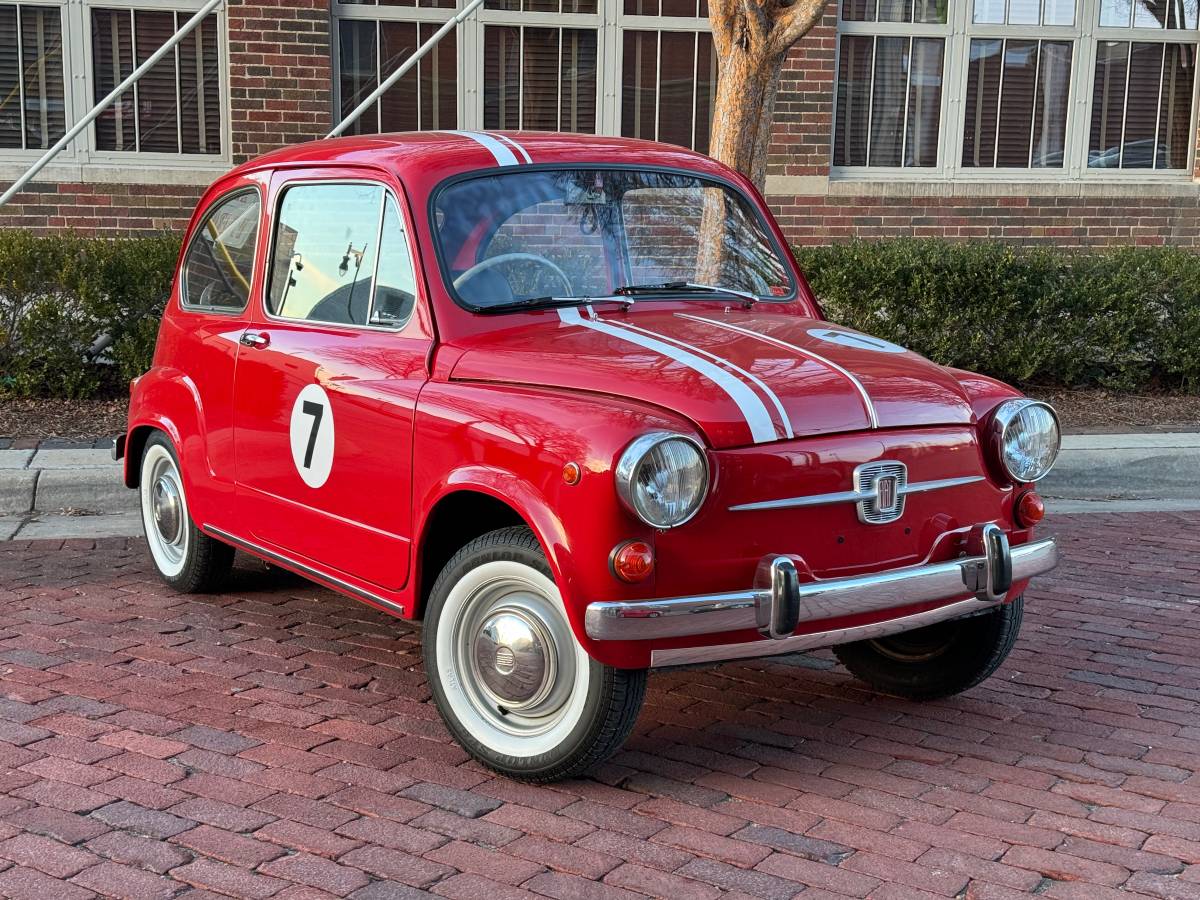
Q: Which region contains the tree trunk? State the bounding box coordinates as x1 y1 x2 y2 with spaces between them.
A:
708 45 786 191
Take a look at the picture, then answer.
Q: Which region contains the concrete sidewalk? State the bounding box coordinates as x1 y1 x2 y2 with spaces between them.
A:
1 432 1197 539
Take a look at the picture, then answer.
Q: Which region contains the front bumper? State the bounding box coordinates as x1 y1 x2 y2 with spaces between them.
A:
585 524 1057 662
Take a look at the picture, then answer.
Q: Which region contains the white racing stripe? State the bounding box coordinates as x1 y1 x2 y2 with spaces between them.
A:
492 133 533 164
605 318 794 440
679 314 881 429
557 308 779 444
446 131 520 166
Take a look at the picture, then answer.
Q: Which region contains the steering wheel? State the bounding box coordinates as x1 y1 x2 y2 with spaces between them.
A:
454 252 573 298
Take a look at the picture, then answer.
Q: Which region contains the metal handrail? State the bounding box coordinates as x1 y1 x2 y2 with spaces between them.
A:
0 0 224 209
327 0 486 139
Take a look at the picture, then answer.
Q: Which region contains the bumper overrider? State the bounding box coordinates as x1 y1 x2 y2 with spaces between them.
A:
585 524 1058 667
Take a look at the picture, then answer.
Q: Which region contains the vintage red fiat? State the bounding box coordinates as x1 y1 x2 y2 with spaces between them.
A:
117 131 1060 782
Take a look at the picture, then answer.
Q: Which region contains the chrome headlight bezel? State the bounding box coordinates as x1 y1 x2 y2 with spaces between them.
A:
988 399 1061 484
615 432 710 529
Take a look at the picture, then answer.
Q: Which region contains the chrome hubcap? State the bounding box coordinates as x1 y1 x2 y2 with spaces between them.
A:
472 609 555 710
453 576 576 737
152 476 182 544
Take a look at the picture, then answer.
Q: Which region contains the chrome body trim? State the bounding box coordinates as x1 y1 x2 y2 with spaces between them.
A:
204 525 407 616
583 531 1056 642
650 597 1005 667
729 475 985 513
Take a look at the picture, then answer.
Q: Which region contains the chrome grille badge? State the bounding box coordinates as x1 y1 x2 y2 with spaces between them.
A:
854 461 908 524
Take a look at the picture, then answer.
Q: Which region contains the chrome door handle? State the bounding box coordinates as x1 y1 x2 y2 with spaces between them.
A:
239 331 270 349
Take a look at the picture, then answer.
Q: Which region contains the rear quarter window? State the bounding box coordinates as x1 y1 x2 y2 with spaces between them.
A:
181 189 261 312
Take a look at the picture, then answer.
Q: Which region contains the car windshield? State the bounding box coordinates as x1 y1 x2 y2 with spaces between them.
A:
432 168 794 310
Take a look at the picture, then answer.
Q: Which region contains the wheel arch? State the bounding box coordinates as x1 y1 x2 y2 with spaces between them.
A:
413 473 568 620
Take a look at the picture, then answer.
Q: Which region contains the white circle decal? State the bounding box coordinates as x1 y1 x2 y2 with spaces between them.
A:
807 328 907 354
289 384 335 488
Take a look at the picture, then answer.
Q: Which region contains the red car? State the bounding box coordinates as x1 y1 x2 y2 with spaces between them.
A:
117 131 1060 782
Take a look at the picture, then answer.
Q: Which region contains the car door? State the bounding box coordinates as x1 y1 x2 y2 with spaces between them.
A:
232 169 432 591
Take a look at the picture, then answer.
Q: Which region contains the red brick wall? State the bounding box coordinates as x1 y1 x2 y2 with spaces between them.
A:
768 11 837 179
772 193 1200 248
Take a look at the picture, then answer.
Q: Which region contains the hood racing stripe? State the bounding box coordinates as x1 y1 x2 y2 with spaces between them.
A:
601 317 794 440
679 314 881 429
557 308 779 444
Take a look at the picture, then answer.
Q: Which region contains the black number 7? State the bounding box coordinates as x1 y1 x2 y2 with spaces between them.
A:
301 400 324 468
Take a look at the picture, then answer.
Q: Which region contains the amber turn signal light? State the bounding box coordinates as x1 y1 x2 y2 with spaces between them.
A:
611 540 654 583
1016 491 1045 527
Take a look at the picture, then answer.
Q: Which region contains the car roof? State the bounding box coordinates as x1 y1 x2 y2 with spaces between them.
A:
224 130 739 186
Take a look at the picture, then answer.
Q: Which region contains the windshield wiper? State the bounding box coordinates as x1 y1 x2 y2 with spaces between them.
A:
613 281 760 308
478 295 634 315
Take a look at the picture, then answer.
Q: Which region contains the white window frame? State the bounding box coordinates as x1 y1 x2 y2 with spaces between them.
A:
332 0 713 147
0 0 230 182
831 0 1200 182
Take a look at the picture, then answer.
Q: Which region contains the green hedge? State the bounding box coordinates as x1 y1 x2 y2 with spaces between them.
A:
794 240 1200 393
0 231 1197 398
0 230 179 399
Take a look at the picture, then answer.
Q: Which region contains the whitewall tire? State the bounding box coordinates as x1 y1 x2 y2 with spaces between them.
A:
139 432 233 593
424 526 646 782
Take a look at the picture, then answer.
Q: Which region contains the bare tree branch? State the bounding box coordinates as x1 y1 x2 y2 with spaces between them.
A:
769 0 826 56
708 0 738 53
741 0 772 51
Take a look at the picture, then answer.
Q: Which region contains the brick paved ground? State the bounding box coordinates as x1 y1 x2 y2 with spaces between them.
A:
0 512 1195 899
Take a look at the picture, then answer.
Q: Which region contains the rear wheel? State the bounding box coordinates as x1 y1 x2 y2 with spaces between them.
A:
423 526 646 782
833 597 1023 700
139 432 234 593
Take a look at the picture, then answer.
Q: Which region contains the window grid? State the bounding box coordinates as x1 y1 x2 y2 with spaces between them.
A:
0 0 229 167
833 0 1200 179
333 0 715 150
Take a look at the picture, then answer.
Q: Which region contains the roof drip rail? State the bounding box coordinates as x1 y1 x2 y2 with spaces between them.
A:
0 0 225 209
327 0 486 139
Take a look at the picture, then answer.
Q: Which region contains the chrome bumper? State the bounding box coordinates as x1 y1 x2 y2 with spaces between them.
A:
584 525 1057 662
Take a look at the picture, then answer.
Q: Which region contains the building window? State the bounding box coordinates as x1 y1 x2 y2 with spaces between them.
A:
332 0 715 151
91 8 221 155
0 0 226 166
338 17 458 133
484 26 598 131
0 4 67 150
834 0 1199 177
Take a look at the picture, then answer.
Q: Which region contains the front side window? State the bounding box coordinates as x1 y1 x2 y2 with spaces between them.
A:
834 0 1199 176
0 3 66 150
182 190 260 311
268 183 416 329
433 169 793 310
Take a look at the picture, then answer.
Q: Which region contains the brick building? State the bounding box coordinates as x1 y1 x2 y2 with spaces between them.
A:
1 0 1198 246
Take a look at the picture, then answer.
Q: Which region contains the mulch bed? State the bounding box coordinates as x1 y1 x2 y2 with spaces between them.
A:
0 398 130 440
0 390 1197 440
1033 389 1200 431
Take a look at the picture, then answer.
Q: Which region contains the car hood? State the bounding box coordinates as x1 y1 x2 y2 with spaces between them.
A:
449 308 975 449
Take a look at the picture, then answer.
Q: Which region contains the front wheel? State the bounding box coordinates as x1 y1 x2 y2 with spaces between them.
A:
833 597 1023 700
423 526 646 782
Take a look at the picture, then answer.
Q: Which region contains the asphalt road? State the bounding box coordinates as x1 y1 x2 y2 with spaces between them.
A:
0 512 1194 898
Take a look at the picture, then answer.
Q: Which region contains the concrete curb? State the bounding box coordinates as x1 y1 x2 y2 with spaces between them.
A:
0 448 135 517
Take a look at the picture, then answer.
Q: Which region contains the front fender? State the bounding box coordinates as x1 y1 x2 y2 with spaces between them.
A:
412 381 699 667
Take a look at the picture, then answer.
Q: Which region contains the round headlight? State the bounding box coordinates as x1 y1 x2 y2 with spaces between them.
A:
990 399 1061 483
615 433 709 529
